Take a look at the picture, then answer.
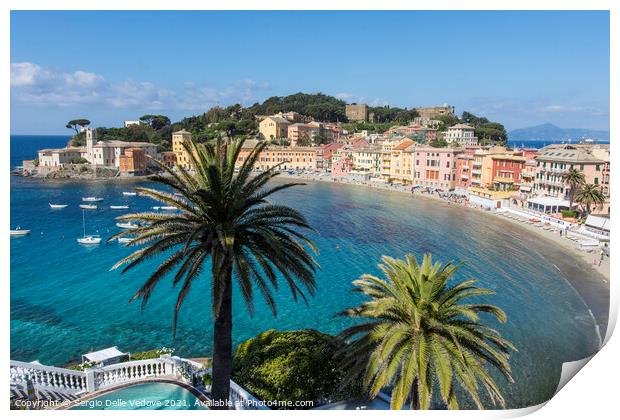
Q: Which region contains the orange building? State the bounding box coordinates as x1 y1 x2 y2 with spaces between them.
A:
119 148 147 175
235 140 316 171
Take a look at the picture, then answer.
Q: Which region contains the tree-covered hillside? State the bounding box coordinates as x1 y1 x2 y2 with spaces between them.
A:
68 93 507 149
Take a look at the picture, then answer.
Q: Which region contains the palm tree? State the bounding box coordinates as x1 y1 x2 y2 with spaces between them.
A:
574 183 606 217
339 254 515 410
110 138 319 408
562 168 585 210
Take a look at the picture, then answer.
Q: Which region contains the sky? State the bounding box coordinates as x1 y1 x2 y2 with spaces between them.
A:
10 10 610 135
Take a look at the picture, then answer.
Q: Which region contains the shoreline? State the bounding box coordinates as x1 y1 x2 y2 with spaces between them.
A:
277 172 610 282
276 172 610 336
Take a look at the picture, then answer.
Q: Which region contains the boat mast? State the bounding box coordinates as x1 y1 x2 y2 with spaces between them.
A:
82 209 86 238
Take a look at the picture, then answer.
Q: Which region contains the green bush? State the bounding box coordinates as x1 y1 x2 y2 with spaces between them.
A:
232 329 364 409
561 210 578 218
202 373 212 387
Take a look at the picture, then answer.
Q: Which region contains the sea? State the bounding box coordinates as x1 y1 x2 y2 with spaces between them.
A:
9 135 609 409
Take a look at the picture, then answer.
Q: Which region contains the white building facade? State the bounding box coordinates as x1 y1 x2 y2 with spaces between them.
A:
445 124 478 146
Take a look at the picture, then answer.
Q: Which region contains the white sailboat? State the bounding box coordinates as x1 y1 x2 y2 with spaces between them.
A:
110 205 129 210
49 203 69 209
77 210 102 245
122 191 137 196
116 222 139 229
82 197 104 202
80 204 98 210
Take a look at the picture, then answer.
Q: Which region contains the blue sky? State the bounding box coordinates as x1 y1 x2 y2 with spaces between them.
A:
10 10 610 134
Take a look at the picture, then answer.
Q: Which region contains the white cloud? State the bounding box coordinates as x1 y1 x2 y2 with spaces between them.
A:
11 62 267 112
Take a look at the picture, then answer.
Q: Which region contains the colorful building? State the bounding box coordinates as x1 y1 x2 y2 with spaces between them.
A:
235 144 317 171
172 129 194 170
259 116 291 140
534 144 609 214
119 148 147 175
411 146 463 189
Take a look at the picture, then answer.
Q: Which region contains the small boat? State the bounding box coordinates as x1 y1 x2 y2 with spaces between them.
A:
80 204 98 210
77 210 101 245
110 205 129 210
49 203 69 209
82 197 104 202
116 222 139 229
118 237 134 244
160 206 177 211
77 235 102 245
122 192 137 196
10 228 31 237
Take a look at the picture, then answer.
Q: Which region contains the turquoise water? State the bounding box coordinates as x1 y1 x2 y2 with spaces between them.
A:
70 382 206 410
10 136 609 408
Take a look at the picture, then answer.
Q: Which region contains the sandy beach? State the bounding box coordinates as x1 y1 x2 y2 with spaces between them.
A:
277 172 610 284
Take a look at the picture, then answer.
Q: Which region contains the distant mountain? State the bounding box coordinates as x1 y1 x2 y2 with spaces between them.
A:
508 123 609 142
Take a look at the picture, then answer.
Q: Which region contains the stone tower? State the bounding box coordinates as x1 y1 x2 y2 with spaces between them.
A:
85 128 95 163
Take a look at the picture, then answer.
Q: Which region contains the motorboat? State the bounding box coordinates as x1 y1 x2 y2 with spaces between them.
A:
49 203 69 209
118 237 134 244
10 228 31 237
160 206 177 211
80 204 98 210
82 197 104 202
110 205 129 210
122 192 137 196
116 222 140 229
77 210 101 245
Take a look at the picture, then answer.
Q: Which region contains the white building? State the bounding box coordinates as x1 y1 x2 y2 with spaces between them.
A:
38 147 86 168
124 120 141 128
445 124 478 146
85 128 158 167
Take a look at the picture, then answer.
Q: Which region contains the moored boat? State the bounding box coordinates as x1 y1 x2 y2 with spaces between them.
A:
77 235 102 245
110 205 129 210
77 210 101 245
49 203 69 209
118 237 134 244
82 197 104 202
80 204 98 210
116 222 139 229
122 192 137 196
10 228 31 237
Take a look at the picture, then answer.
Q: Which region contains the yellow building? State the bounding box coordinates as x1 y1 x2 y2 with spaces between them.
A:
235 142 317 171
389 139 416 184
172 130 194 169
259 116 291 140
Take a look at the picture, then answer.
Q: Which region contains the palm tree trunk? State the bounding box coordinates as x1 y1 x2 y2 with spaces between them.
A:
211 267 233 410
569 186 575 210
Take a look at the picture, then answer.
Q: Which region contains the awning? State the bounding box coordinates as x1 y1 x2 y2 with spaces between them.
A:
585 215 610 232
527 196 570 207
82 346 128 363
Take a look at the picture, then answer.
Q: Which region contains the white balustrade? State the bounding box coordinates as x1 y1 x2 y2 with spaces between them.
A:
229 379 268 410
10 360 88 395
93 358 176 390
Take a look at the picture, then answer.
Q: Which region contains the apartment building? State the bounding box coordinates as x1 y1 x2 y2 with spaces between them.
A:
259 116 291 140
445 124 478 146
411 146 463 189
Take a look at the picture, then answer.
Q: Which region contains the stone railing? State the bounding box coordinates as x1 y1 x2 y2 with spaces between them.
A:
10 360 88 395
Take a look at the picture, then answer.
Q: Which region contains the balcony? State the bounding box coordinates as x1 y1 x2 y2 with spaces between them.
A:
462 166 469 171
471 169 482 175
461 175 469 180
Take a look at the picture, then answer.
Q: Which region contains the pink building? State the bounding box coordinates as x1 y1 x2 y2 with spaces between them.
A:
332 154 353 177
412 146 463 189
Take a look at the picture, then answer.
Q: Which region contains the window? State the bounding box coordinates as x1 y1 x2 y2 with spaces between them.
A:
594 177 599 185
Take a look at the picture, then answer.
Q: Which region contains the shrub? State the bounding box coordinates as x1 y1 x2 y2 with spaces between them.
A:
561 210 578 218
232 329 364 409
202 373 212 387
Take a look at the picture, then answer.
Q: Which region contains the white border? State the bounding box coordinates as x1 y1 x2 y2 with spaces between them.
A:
2 2 616 420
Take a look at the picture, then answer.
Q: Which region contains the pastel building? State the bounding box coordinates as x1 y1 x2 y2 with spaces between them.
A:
37 147 86 168
287 123 312 146
534 144 609 214
259 116 290 140
389 139 416 184
172 130 195 170
445 124 478 146
84 128 157 168
235 142 317 171
119 148 147 175
411 146 463 189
